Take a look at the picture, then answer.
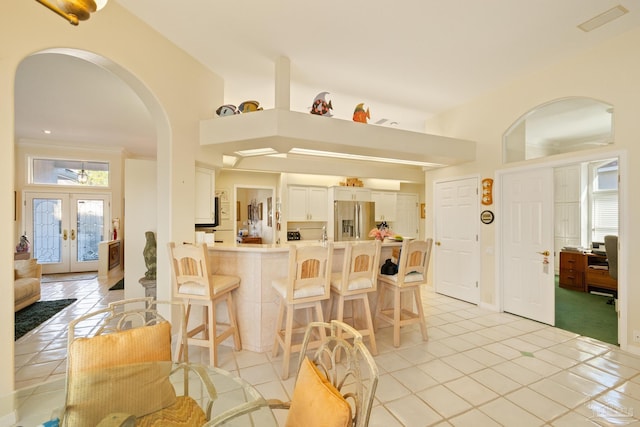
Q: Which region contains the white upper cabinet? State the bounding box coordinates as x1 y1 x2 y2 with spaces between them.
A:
195 167 216 224
288 186 328 221
331 186 371 201
371 191 397 222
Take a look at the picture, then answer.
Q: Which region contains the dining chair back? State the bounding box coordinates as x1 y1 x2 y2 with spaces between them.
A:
62 297 217 426
209 320 379 427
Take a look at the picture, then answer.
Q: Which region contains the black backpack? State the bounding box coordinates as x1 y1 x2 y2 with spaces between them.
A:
380 259 398 275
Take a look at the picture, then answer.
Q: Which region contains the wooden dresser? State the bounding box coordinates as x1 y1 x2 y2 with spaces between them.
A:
559 251 585 291
559 250 617 294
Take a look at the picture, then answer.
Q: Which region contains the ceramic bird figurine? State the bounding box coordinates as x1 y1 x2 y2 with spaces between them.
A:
353 103 370 123
216 104 239 116
238 100 263 113
310 92 333 116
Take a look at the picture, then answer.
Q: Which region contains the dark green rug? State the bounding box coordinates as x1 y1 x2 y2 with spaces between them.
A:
15 299 77 341
555 278 617 345
109 278 124 290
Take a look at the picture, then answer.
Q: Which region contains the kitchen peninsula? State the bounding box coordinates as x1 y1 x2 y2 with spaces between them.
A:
207 240 402 352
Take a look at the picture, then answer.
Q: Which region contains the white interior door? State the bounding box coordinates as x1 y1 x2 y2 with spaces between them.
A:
434 177 480 304
25 192 110 274
501 168 555 325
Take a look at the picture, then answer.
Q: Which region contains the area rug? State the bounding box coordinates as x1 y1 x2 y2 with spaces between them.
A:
109 278 124 291
41 272 98 283
15 299 77 340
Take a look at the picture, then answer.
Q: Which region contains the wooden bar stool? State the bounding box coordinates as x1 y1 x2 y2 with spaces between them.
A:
167 242 242 367
375 238 433 347
329 240 381 355
272 243 333 379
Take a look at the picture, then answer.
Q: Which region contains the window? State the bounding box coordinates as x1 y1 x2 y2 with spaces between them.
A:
31 158 109 187
590 159 618 242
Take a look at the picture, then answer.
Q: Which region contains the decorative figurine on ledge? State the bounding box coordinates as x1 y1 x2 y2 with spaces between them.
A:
238 100 263 113
16 234 30 253
216 104 239 116
310 91 333 116
353 103 370 123
143 231 157 280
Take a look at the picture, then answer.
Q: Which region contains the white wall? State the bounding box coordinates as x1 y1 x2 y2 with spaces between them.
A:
124 159 157 300
1 2 223 422
424 27 640 353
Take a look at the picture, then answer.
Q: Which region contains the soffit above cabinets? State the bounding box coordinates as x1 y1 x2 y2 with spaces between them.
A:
199 109 476 171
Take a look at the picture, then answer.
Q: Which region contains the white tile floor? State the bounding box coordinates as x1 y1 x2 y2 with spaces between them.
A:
13 274 640 426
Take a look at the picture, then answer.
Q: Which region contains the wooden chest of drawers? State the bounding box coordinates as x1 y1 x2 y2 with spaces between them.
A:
559 251 585 291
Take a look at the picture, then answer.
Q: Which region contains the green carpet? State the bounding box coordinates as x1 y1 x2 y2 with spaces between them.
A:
109 278 124 290
15 299 77 340
555 278 617 345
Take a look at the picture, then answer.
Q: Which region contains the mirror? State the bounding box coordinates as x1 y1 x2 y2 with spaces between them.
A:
504 97 614 163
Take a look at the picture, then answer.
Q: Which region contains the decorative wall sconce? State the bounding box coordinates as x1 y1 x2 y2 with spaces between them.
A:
481 178 493 205
36 0 109 25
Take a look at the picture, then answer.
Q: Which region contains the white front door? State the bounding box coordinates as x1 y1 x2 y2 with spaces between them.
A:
25 192 110 274
434 177 480 304
501 168 555 325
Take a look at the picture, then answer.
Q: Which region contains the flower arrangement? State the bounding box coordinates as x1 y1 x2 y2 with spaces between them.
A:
369 226 393 241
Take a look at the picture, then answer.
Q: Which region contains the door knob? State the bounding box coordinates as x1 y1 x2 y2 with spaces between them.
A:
537 250 550 256
63 229 68 241
71 229 76 240
435 241 441 246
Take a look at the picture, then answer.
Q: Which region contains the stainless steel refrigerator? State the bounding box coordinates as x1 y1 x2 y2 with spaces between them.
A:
334 201 376 241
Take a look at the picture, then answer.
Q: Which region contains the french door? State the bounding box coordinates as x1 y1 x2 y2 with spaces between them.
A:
25 192 110 274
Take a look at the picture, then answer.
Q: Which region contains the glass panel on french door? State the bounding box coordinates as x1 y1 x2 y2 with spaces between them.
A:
76 199 104 262
32 197 63 264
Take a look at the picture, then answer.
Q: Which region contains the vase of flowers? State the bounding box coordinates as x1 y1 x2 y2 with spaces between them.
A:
369 222 393 241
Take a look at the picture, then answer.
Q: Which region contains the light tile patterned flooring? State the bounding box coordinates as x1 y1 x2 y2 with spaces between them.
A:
14 274 640 426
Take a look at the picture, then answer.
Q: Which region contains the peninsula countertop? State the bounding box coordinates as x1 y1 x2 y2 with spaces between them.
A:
206 238 405 352
207 239 403 252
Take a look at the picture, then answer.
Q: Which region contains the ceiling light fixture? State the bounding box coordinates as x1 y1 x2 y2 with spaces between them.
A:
288 148 446 168
35 0 108 26
578 5 628 32
77 163 88 184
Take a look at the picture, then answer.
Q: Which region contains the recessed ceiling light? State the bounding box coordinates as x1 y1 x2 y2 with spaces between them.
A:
43 129 52 134
578 5 628 32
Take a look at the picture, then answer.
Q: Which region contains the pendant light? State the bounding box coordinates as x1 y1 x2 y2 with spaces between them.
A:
77 163 88 184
